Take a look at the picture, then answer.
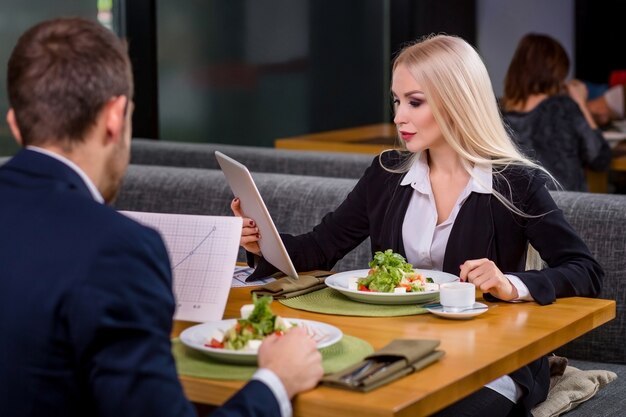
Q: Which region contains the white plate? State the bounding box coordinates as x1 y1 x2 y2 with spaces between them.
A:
611 119 626 132
325 269 459 305
179 318 343 365
602 130 626 141
426 302 488 319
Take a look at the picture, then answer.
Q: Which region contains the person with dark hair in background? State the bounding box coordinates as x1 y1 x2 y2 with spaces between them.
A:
501 33 611 192
0 17 322 417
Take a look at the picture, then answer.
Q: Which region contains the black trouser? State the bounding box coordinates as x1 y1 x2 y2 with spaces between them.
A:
429 387 516 417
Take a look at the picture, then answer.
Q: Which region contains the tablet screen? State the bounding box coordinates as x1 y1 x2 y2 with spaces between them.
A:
215 151 299 279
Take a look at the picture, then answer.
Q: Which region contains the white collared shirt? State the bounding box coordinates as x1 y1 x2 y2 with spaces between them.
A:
26 146 104 203
401 152 492 271
400 152 528 403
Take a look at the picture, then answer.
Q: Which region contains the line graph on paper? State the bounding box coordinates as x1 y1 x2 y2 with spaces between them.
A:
171 225 216 270
120 211 242 322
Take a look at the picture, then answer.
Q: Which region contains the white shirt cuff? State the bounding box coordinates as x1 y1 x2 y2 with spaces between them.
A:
252 368 292 417
504 274 534 302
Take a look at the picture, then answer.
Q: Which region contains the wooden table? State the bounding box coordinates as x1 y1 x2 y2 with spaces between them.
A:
275 123 397 154
173 288 615 417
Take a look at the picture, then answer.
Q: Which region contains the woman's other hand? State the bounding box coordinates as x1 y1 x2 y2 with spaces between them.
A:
459 258 519 301
231 198 262 256
566 79 598 129
566 79 589 104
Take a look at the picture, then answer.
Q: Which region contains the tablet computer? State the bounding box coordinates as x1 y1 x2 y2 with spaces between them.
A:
215 151 299 279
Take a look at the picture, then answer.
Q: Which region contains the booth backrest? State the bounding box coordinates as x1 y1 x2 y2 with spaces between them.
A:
114 164 369 273
130 138 375 179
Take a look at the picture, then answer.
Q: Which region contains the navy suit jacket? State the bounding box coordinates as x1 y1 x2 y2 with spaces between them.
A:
0 149 280 417
252 151 603 415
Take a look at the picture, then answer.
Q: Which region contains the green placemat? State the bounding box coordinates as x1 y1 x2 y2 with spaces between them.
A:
279 287 431 316
173 334 373 380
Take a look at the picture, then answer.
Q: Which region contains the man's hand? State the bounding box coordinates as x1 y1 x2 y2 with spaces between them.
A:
257 327 323 399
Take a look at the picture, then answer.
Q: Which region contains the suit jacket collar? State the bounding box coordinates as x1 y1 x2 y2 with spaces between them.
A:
3 149 95 200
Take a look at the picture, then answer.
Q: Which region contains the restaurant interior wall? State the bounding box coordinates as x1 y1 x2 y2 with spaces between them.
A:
0 1 621 155
154 0 478 147
477 0 574 98
154 0 389 147
0 0 107 156
575 0 626 86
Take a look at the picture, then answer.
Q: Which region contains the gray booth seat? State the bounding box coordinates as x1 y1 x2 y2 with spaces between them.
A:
130 138 375 179
114 164 370 273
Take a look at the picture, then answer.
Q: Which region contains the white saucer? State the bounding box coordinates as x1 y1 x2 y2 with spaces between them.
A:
426 302 488 319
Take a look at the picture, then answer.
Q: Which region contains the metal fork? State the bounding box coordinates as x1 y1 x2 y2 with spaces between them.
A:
299 322 330 343
340 359 391 386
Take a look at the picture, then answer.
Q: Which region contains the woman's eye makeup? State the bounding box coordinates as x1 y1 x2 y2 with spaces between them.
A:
391 95 424 108
409 97 424 107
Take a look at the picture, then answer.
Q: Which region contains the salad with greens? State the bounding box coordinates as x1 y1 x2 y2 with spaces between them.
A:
204 294 295 351
357 249 432 293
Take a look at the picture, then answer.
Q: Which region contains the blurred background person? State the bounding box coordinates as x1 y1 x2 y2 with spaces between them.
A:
587 83 625 127
500 33 611 192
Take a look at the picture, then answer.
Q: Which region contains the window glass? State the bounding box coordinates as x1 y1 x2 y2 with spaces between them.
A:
0 1 108 156
157 0 389 146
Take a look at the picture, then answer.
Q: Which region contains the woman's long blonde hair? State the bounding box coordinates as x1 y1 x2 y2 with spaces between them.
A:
384 34 555 214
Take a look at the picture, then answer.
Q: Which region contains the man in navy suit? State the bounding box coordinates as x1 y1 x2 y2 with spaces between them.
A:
0 17 322 417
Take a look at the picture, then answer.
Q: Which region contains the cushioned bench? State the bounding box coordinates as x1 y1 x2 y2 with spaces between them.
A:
130 138 374 179
114 164 369 273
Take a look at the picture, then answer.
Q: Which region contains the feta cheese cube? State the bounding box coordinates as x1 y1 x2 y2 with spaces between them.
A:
210 329 224 343
275 316 292 330
240 304 254 319
246 339 262 351
393 287 407 294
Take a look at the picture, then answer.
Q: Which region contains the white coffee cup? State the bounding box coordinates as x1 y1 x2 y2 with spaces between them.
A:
439 282 475 312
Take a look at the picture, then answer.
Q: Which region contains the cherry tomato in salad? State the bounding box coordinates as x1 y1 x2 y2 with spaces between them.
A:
205 338 224 349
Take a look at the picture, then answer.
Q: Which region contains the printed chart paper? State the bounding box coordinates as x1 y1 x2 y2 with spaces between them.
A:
121 211 242 322
231 266 276 287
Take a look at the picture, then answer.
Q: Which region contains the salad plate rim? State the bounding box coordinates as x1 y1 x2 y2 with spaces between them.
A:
325 268 459 297
179 318 343 362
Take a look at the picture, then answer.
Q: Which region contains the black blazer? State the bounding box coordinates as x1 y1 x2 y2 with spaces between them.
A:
253 151 603 414
0 150 280 417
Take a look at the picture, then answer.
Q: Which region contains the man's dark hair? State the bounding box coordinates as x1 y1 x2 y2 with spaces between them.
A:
7 17 133 146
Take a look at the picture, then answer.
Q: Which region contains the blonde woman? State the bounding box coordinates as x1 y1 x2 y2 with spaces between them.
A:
233 34 603 416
